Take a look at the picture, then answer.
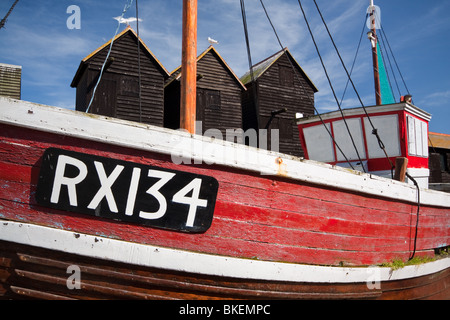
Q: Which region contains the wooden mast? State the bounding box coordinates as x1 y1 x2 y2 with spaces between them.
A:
368 0 382 105
180 0 197 134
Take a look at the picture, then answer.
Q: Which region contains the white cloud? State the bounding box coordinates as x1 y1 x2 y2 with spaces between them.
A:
418 90 450 108
0 0 447 135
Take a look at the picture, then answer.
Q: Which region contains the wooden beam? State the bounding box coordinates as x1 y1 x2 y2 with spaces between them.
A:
180 0 197 134
394 157 408 182
369 2 382 106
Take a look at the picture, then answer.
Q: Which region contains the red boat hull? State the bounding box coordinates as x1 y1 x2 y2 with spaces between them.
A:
1 123 448 266
0 100 449 300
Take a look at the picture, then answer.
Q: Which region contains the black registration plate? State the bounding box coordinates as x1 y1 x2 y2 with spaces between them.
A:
36 148 219 233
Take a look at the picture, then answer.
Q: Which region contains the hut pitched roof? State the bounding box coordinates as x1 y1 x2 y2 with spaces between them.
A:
70 26 169 88
240 47 318 93
165 45 246 91
429 132 450 150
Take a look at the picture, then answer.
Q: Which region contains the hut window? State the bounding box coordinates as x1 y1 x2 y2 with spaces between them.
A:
279 66 294 87
197 88 221 130
197 88 221 111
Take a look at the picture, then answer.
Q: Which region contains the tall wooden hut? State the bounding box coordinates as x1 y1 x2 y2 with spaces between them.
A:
0 63 21 100
164 46 246 138
71 26 170 127
241 48 318 157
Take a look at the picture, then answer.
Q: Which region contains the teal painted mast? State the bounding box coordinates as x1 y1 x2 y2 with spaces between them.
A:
367 0 395 105
367 0 382 105
377 43 395 104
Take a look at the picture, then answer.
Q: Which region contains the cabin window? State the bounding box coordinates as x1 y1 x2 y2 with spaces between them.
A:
279 66 294 87
333 118 366 161
364 115 401 159
407 115 428 157
303 123 335 162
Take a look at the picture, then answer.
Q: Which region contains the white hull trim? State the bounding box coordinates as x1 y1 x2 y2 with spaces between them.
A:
1 220 448 284
1 97 449 208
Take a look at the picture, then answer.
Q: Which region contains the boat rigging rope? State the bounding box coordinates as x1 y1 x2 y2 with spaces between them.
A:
377 30 400 101
86 0 134 113
136 0 142 122
296 0 366 171
302 0 395 177
303 1 420 259
240 0 260 132
379 26 412 98
375 31 396 101
342 15 411 108
257 0 356 170
0 0 19 30
340 13 368 105
240 0 255 86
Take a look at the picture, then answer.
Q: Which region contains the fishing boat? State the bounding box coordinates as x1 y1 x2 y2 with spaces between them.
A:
0 0 448 300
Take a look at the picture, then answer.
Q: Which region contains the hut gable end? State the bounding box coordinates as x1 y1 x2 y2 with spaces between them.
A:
164 46 245 137
71 27 169 127
257 52 316 116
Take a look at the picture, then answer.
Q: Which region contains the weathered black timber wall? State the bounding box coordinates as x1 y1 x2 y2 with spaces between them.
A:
242 52 316 157
429 151 450 184
72 30 168 127
165 48 244 139
241 82 258 128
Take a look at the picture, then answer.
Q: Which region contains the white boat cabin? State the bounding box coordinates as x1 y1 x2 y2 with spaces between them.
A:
297 102 431 188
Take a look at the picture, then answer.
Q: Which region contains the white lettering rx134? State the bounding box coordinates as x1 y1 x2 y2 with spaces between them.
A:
35 148 219 233
179 304 271 317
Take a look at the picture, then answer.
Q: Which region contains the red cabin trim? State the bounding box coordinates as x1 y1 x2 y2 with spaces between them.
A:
297 104 431 175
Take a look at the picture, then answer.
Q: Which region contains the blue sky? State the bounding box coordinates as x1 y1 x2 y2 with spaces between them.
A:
1 0 449 134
